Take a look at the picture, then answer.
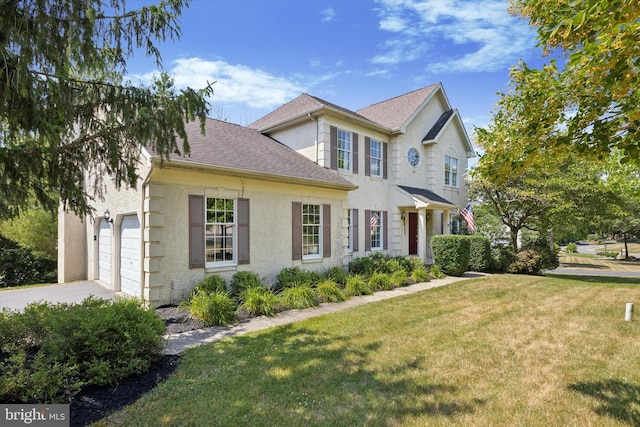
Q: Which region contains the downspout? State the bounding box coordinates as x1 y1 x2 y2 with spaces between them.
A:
308 113 319 164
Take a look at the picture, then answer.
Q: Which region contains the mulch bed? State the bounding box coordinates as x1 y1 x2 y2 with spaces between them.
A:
70 306 200 426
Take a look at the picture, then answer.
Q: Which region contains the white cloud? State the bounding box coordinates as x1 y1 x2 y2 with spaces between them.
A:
138 57 307 110
321 7 335 23
372 0 537 73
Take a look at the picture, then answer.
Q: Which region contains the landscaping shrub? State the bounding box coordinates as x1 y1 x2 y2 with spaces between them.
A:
429 264 446 279
192 275 227 297
565 242 578 253
390 269 409 287
315 279 347 303
411 266 430 283
0 245 57 287
275 267 322 290
368 273 393 291
230 271 263 301
491 244 516 273
239 287 280 317
431 235 470 276
0 297 165 403
467 235 492 272
345 274 372 296
596 250 618 258
506 249 544 275
323 266 348 287
348 256 375 277
279 284 319 309
180 290 237 326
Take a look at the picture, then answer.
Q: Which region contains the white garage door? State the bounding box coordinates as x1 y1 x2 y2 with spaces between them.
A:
98 219 111 285
120 215 141 296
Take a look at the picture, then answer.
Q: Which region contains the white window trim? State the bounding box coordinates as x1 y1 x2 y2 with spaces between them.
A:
445 156 458 188
205 197 237 268
370 210 383 251
302 204 323 260
370 139 382 178
337 129 352 173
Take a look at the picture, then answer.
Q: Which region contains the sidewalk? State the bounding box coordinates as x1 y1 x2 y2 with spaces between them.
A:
164 273 488 355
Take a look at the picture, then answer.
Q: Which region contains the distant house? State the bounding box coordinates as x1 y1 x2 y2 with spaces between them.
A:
58 83 475 307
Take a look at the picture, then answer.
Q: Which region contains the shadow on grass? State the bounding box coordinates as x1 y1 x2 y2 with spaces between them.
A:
559 262 609 269
148 325 485 425
569 380 640 425
544 274 640 285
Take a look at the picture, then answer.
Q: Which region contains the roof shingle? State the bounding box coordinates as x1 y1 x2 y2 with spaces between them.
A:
357 84 439 130
153 118 356 190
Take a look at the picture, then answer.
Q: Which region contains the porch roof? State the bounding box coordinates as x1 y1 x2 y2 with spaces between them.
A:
397 185 458 209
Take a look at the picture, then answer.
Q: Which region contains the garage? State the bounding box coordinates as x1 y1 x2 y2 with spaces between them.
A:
120 215 141 296
98 219 111 285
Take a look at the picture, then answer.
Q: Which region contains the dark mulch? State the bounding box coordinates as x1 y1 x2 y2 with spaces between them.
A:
70 306 201 426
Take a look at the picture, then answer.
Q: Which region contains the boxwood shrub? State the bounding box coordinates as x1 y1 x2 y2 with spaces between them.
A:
0 297 165 403
431 235 470 276
467 235 492 272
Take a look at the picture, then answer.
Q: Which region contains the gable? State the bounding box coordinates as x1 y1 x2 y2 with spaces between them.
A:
422 110 475 158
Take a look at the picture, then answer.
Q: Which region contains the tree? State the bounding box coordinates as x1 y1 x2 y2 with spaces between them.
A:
507 0 639 164
0 0 212 220
0 206 57 259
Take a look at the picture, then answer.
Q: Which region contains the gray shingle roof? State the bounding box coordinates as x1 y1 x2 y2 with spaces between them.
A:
153 118 356 190
397 185 455 207
357 84 439 131
423 110 454 142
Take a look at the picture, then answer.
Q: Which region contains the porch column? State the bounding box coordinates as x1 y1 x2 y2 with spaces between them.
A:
418 207 427 260
443 210 451 235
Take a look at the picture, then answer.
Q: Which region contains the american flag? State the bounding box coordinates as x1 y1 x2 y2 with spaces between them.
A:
370 212 378 229
460 204 475 232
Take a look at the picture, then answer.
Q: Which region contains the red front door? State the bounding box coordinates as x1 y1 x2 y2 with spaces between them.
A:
408 212 418 255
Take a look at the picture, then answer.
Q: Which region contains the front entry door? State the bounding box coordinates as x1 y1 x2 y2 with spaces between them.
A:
408 212 418 255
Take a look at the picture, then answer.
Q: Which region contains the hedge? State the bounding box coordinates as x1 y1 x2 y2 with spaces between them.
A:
431 235 470 276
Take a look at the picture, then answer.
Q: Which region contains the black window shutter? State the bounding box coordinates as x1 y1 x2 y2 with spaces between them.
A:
189 195 205 269
352 132 359 174
292 202 302 260
323 204 331 258
237 198 250 264
364 209 371 252
330 126 338 170
364 136 371 177
352 208 359 252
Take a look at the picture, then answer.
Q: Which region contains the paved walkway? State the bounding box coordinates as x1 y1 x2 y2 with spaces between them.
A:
164 273 488 355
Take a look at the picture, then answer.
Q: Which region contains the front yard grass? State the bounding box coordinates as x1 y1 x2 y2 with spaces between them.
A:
99 274 640 426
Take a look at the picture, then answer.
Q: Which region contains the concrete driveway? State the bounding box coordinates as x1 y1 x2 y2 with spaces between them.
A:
0 281 116 312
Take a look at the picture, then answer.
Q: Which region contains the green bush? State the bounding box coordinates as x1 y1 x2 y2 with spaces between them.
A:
368 273 393 291
565 242 578 253
0 244 57 287
230 271 263 301
0 298 165 403
390 269 409 287
180 290 237 326
411 266 430 283
239 287 280 317
345 274 372 296
429 264 446 279
275 267 322 290
431 235 470 276
467 235 492 272
192 275 227 297
596 250 618 258
323 266 348 287
280 284 319 309
506 249 544 275
315 279 347 303
491 244 516 273
348 256 375 277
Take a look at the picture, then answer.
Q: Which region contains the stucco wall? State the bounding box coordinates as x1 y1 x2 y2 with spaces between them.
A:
145 167 349 306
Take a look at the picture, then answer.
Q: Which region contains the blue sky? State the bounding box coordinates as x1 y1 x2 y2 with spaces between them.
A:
127 0 547 140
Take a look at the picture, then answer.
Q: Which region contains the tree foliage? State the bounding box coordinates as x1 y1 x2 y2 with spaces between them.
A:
0 0 212 220
507 0 639 165
0 206 57 259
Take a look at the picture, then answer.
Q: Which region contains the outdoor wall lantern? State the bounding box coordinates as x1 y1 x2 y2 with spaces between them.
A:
104 209 113 224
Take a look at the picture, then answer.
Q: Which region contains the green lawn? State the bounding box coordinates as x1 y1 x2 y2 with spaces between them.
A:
99 274 640 426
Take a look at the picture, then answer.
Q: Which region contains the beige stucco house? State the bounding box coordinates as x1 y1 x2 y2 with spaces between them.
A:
58 83 475 307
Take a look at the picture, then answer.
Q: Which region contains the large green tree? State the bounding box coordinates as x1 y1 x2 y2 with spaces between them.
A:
507 0 639 164
0 0 212 219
